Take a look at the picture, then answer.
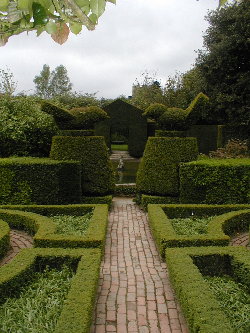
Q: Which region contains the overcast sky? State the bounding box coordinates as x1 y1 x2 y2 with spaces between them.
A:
0 0 218 98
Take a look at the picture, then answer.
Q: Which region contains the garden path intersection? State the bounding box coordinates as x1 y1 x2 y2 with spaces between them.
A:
0 200 249 332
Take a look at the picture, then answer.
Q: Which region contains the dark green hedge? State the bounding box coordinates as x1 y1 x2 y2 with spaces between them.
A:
59 130 94 137
40 101 74 130
187 125 218 154
136 137 198 195
148 204 250 257
114 184 137 196
81 195 113 209
165 246 250 333
0 219 10 259
217 124 250 148
0 204 108 250
0 247 101 333
50 136 115 195
0 158 81 205
180 159 250 204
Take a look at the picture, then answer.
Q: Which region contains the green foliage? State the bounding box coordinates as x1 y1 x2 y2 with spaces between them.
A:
136 137 198 196
204 275 250 333
114 184 137 196
69 106 109 129
0 68 17 95
0 1 116 46
140 195 179 211
51 213 93 236
0 220 9 258
165 246 250 333
0 96 59 157
148 204 250 257
50 136 115 195
0 158 82 205
196 0 250 123
60 130 94 136
0 265 73 333
143 93 209 131
180 158 250 204
0 248 102 333
34 65 72 99
0 204 108 249
171 216 215 236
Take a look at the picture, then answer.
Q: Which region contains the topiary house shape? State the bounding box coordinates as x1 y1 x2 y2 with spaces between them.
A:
0 204 108 252
147 204 250 257
165 246 250 333
0 247 102 333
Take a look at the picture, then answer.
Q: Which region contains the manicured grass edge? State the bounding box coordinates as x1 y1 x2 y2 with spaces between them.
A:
147 204 250 257
165 246 250 333
0 220 10 258
0 247 101 333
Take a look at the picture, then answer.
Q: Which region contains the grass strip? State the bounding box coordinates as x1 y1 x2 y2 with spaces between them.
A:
171 216 216 235
204 275 250 333
0 265 74 333
50 212 93 236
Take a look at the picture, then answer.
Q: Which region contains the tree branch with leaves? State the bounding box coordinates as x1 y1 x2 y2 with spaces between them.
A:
0 0 116 46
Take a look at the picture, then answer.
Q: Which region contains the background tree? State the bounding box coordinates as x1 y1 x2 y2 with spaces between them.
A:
34 64 72 99
196 0 250 124
0 68 17 95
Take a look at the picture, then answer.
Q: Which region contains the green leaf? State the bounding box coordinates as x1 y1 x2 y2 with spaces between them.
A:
32 2 48 25
106 0 116 4
89 13 98 24
75 0 90 6
70 22 82 35
45 20 57 34
90 0 106 17
0 0 9 11
17 0 31 11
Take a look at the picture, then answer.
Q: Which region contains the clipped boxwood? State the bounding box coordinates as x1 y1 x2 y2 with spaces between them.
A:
0 204 108 249
0 219 10 259
165 246 250 333
148 204 250 257
0 247 101 333
141 194 179 210
59 130 94 137
180 158 250 204
40 101 74 130
0 158 81 205
136 137 198 195
50 136 115 195
114 184 137 196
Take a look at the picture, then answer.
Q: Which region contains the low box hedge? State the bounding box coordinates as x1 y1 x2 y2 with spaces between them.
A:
0 247 101 333
148 204 250 257
141 194 179 210
165 246 250 333
180 158 250 204
0 219 10 259
81 195 113 208
0 204 108 250
0 158 82 205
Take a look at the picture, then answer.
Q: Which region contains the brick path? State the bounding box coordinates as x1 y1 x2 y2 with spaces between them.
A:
0 230 33 267
91 198 188 333
230 232 249 248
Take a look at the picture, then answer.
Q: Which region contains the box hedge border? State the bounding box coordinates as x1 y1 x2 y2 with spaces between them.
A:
0 247 101 333
165 246 250 333
0 220 10 259
147 204 250 257
0 204 108 251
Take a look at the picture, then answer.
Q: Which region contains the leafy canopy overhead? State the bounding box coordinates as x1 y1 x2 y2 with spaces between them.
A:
0 0 116 46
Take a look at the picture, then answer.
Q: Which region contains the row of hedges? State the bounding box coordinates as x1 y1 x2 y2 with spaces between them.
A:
180 158 250 204
0 204 108 252
147 204 250 257
165 246 250 333
0 247 102 333
0 158 82 205
50 136 115 195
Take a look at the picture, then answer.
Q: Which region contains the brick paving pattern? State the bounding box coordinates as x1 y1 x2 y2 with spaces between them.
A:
229 232 249 248
0 230 33 267
91 198 188 333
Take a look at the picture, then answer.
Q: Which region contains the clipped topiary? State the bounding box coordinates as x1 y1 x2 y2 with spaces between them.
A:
143 93 209 133
68 106 109 130
40 100 74 121
50 136 115 195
